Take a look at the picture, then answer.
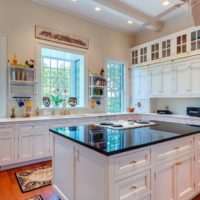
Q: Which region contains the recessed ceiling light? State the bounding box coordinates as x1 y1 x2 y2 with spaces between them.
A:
128 20 133 24
72 0 77 2
163 0 170 6
95 7 101 12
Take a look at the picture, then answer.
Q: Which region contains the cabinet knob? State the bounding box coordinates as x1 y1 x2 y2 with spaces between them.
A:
175 161 182 166
129 185 137 190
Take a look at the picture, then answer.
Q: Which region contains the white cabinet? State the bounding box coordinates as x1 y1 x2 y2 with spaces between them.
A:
132 67 149 99
18 122 50 162
150 62 174 97
114 170 151 200
53 134 107 200
176 153 195 200
155 153 195 200
0 124 15 165
18 132 32 161
154 159 176 200
174 57 200 96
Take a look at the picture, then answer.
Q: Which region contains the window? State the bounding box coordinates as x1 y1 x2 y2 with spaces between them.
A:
40 46 85 107
106 61 125 113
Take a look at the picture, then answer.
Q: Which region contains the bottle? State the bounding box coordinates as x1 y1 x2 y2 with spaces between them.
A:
12 70 16 80
100 68 104 76
11 54 18 67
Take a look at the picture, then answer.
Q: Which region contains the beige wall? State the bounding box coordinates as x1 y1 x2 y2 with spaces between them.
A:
0 0 134 115
0 0 133 69
135 15 195 46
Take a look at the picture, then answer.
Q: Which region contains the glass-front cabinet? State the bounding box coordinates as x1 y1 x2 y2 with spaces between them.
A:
174 32 188 56
190 28 200 53
131 49 138 65
140 46 148 63
151 42 160 61
161 38 172 59
131 26 200 67
131 44 148 66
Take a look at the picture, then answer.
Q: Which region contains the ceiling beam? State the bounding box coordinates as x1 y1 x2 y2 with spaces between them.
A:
92 0 163 31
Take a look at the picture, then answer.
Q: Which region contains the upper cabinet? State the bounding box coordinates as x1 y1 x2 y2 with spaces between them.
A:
151 42 160 61
131 44 149 66
174 31 188 57
131 66 149 99
190 27 200 54
131 49 139 65
174 56 200 97
150 62 174 97
161 37 173 60
131 26 200 67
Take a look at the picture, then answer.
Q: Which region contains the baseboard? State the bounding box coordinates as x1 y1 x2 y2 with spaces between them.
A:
0 157 52 171
53 184 69 200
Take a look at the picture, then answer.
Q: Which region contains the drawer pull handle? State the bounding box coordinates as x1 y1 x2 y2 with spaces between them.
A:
129 185 137 190
130 160 137 164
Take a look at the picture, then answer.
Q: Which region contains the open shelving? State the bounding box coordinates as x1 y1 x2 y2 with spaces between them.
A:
89 73 107 98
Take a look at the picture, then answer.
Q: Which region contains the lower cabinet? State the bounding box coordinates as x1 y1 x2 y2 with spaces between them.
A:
0 123 15 165
114 170 151 200
0 133 15 165
18 122 50 162
18 132 32 161
155 153 195 200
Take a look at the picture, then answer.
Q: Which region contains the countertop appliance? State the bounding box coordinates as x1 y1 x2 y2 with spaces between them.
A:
157 110 173 114
187 107 200 117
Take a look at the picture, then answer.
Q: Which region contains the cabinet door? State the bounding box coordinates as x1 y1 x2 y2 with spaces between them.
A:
18 133 32 161
154 159 176 200
140 68 149 99
0 134 15 165
150 63 173 97
75 148 106 200
174 62 190 95
196 151 200 192
174 32 188 57
150 67 162 96
32 132 49 159
132 69 141 98
132 67 149 99
162 65 174 96
176 154 195 200
190 59 200 95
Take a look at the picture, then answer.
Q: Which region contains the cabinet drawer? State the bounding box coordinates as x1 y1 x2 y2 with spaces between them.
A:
0 124 14 135
114 170 150 200
154 137 194 162
114 149 150 177
19 122 48 134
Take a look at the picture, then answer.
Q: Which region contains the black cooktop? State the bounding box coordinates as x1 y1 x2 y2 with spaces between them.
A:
50 121 200 156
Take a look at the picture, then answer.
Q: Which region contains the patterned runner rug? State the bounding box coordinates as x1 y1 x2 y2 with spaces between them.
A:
26 195 43 200
16 165 52 192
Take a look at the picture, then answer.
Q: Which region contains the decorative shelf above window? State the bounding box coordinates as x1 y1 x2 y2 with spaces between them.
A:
89 73 107 98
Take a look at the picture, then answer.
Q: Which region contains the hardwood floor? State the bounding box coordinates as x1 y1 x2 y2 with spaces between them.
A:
0 161 58 200
1 161 200 200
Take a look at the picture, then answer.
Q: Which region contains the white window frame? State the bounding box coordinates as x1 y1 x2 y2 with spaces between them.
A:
36 41 88 109
105 58 128 113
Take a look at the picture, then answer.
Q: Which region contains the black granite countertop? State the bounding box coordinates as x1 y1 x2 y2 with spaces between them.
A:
50 121 200 156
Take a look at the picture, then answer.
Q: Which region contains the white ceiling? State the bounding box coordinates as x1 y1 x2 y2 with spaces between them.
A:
31 0 191 34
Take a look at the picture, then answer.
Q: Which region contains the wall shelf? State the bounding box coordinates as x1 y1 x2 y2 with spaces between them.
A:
89 73 107 99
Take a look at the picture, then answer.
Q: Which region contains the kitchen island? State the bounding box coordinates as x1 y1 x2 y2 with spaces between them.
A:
50 121 200 200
